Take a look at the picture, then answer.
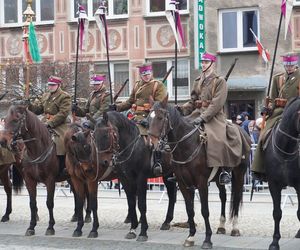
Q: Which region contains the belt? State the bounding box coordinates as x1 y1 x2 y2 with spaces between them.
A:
132 104 151 112
274 98 287 108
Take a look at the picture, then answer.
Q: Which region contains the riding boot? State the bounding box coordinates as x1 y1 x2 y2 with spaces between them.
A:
219 167 231 185
167 174 177 183
57 155 69 180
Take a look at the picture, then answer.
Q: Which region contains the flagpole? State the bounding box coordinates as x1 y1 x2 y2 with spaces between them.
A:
174 13 178 106
104 17 113 105
74 20 80 104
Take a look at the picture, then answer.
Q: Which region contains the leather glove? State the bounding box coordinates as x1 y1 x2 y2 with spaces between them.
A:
140 118 149 128
109 103 117 111
260 106 272 116
71 103 78 113
193 117 205 126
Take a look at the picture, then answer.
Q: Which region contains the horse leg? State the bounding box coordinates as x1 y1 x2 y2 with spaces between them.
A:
87 181 99 238
84 183 92 223
160 175 177 230
68 180 78 222
229 165 245 237
268 181 283 250
215 180 226 235
136 177 148 242
24 178 38 236
44 179 56 235
123 184 138 240
0 167 12 222
71 178 85 237
197 181 213 249
295 186 300 238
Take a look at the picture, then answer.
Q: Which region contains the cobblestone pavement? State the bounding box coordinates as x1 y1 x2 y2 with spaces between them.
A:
0 183 299 249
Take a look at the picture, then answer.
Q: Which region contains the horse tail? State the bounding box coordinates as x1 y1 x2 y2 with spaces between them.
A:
229 161 247 220
12 164 23 194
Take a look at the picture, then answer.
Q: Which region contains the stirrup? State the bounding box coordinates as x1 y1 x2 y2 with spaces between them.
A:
167 176 177 183
219 171 231 185
153 162 162 176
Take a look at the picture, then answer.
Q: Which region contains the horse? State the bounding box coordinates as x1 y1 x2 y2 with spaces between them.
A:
64 111 177 241
263 97 300 250
0 103 88 236
148 96 250 248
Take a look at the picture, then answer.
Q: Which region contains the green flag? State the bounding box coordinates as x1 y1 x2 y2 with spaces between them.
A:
28 21 41 63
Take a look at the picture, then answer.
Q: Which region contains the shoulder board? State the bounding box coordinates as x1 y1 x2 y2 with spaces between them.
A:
195 76 201 81
274 72 284 77
61 90 70 96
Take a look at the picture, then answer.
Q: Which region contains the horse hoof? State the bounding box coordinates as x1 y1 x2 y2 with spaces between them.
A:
88 231 98 238
25 229 35 236
268 243 279 250
160 222 171 230
1 216 9 222
216 227 226 234
231 229 240 237
295 229 300 238
137 235 148 242
36 214 39 221
70 215 78 222
45 228 55 236
125 232 137 239
183 239 194 247
124 216 131 224
72 230 82 237
84 215 92 223
201 241 213 249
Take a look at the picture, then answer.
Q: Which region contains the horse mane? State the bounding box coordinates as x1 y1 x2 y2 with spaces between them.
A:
64 123 84 150
282 97 300 119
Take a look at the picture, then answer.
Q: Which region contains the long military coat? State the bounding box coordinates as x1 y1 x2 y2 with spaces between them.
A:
29 87 71 155
117 78 167 135
183 71 245 168
75 86 110 120
252 68 300 173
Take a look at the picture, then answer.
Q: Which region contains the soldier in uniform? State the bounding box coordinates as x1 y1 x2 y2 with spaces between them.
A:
181 52 248 185
109 62 167 175
28 75 71 176
72 74 110 129
252 52 300 181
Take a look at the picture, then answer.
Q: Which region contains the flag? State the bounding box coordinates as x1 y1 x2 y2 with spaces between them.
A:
94 4 108 48
165 0 186 50
78 5 89 51
23 27 32 63
281 0 294 39
250 28 270 63
28 21 41 63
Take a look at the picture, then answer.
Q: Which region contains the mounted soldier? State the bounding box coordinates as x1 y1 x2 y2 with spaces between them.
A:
252 52 300 181
181 52 250 185
72 74 110 129
28 75 71 177
109 62 168 175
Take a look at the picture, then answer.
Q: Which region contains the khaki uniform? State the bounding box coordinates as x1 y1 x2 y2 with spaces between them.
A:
252 68 300 173
182 71 249 168
29 88 71 155
117 79 167 135
75 86 110 120
0 147 15 165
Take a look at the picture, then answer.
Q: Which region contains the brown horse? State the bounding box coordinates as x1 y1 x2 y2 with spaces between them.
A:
0 103 69 236
148 97 250 248
64 112 177 241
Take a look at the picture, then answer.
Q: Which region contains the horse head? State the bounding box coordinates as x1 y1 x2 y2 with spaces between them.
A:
148 95 173 147
94 112 120 168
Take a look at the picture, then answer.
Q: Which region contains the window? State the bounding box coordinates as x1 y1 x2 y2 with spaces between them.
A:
294 0 300 6
151 59 190 99
94 62 130 98
146 0 189 16
219 8 259 52
0 0 54 26
71 0 128 21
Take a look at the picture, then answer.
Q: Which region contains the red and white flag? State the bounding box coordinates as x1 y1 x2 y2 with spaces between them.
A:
94 3 108 48
165 0 186 51
77 4 89 51
281 0 294 40
250 28 270 63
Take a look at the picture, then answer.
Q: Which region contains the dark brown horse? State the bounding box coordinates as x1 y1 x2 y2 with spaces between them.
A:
148 97 250 248
64 112 177 241
0 104 69 236
263 97 300 250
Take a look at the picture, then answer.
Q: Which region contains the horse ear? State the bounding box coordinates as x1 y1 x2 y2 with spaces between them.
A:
161 94 169 108
103 112 108 124
86 113 96 125
149 96 154 107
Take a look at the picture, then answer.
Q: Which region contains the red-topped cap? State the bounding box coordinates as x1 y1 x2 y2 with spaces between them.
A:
90 74 106 84
201 52 217 62
48 76 62 85
281 52 299 65
137 63 153 76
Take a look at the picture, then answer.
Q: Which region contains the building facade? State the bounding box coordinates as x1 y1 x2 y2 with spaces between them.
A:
0 0 300 120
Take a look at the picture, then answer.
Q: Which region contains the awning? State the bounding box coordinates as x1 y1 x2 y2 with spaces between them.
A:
227 76 267 91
